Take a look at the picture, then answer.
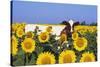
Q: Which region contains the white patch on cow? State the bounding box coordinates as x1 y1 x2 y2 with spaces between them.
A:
68 20 74 32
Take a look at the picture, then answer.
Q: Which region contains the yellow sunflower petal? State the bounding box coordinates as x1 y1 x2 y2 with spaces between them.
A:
72 32 78 40
12 23 19 33
73 37 88 51
21 38 35 53
80 52 95 62
16 27 24 38
38 32 49 43
59 50 76 63
11 35 18 56
36 52 56 65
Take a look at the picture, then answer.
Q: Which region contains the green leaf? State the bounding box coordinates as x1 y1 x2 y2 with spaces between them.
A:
35 45 44 55
17 49 25 56
12 58 24 66
29 53 36 65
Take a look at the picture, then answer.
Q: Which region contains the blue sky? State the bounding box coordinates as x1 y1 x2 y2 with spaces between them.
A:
12 1 97 24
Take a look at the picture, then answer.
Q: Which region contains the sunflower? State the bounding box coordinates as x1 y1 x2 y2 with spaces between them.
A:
38 32 49 43
21 38 35 53
18 23 26 30
60 33 67 43
11 35 18 56
36 52 56 65
12 23 19 33
80 52 95 62
73 37 88 51
59 50 76 63
21 22 26 28
72 32 78 40
46 26 52 33
16 27 24 38
79 30 86 35
26 31 34 38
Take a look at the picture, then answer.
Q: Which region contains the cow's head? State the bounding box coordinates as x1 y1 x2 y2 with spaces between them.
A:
60 20 79 37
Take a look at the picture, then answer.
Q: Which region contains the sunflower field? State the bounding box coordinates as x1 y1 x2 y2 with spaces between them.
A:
11 23 97 66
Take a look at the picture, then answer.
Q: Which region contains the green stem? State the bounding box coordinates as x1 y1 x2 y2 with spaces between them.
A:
26 53 29 65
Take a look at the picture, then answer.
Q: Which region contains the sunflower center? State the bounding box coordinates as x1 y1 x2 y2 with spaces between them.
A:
27 32 32 38
24 42 32 49
84 56 92 62
19 30 23 35
63 54 72 63
41 56 51 64
41 34 47 40
76 39 84 48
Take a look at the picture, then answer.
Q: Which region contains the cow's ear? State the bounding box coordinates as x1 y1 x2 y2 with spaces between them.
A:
61 21 70 25
72 21 80 30
73 22 80 27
